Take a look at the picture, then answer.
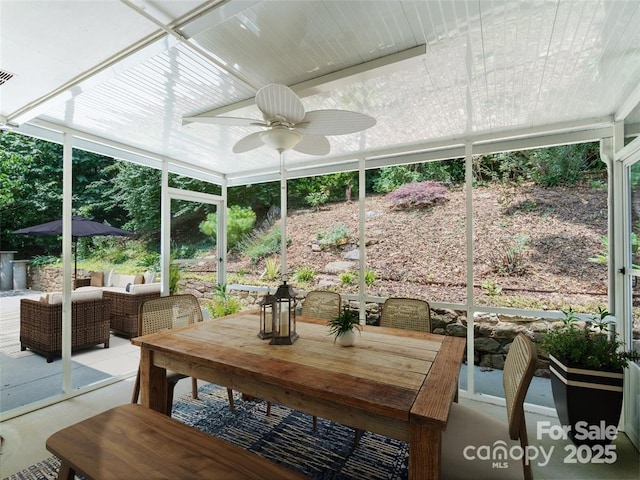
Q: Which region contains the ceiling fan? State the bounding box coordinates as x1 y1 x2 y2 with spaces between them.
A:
182 84 376 155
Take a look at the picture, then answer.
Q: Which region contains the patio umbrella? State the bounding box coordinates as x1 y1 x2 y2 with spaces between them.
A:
13 215 137 278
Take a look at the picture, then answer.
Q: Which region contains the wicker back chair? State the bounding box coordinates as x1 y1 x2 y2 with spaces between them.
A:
301 291 342 320
379 297 431 332
131 294 234 415
442 333 537 480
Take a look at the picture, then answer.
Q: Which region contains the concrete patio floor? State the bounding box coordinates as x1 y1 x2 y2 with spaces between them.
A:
0 290 140 413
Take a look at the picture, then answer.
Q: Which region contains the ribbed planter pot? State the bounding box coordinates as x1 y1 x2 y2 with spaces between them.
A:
549 354 623 446
336 329 356 347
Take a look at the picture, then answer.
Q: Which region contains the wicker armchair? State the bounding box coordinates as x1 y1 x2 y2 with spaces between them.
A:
300 290 342 320
379 297 431 332
103 290 161 338
131 294 235 416
20 297 111 363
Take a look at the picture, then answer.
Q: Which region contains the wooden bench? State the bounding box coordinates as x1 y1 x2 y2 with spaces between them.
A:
46 404 309 480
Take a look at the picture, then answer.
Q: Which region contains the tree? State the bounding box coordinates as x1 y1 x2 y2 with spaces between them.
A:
1 132 110 254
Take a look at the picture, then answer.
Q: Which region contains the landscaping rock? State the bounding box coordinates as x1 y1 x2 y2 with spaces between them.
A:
343 249 360 261
324 261 356 274
446 323 467 337
474 337 501 353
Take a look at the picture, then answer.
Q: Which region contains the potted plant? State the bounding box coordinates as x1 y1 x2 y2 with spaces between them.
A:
544 307 640 446
327 307 362 346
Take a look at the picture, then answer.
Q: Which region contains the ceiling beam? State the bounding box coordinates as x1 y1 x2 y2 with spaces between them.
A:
615 80 640 122
186 45 427 120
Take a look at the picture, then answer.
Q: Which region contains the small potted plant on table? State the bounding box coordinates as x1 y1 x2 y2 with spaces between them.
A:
544 307 639 446
327 307 362 347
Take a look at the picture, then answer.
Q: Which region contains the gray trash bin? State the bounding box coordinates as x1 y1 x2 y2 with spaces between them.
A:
0 251 17 290
12 260 29 290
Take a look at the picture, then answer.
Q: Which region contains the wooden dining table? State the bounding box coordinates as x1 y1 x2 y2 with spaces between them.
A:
132 312 466 480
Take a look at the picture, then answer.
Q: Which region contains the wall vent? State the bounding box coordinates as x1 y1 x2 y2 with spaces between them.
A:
0 70 14 86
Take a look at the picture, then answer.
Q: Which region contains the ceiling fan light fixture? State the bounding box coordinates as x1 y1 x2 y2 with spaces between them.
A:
260 128 302 152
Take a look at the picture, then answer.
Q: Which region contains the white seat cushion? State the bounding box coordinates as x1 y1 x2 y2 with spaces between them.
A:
441 402 524 480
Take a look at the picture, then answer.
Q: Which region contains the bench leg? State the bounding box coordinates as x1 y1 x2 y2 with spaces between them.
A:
57 461 76 480
227 388 235 411
131 369 141 404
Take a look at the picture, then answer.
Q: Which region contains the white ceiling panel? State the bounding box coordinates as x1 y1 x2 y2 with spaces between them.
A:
2 0 640 184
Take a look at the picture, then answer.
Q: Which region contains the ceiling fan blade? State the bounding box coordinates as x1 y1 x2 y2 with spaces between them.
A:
293 134 331 156
255 84 305 123
182 115 265 127
300 109 376 136
232 132 265 153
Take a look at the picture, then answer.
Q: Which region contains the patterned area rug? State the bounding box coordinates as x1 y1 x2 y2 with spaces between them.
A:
3 383 408 480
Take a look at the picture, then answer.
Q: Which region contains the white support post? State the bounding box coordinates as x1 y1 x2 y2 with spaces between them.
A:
358 157 366 324
465 142 475 396
62 133 73 393
218 179 228 288
611 122 625 332
160 160 170 296
280 153 288 278
600 137 617 312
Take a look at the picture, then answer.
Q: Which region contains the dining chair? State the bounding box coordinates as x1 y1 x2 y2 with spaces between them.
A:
267 290 342 432
304 291 341 430
441 333 538 480
379 297 431 332
131 294 235 416
352 297 432 445
300 290 342 321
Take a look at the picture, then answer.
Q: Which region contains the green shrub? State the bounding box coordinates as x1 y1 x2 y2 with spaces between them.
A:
305 189 329 211
364 269 376 287
480 279 502 296
373 165 423 193
384 181 449 210
340 272 356 285
372 161 464 193
262 257 280 281
29 255 60 267
317 224 351 248
199 205 256 251
488 234 529 276
544 307 640 370
241 227 286 264
137 252 160 271
205 284 242 318
294 265 317 282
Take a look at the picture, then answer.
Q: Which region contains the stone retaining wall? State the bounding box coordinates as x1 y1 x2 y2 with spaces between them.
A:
28 266 90 292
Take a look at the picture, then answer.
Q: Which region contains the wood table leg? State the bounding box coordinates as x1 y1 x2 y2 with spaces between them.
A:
139 346 167 414
409 420 442 480
56 462 75 480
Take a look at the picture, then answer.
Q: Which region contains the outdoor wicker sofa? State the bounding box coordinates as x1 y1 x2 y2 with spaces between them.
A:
20 292 111 363
102 289 161 338
76 271 161 338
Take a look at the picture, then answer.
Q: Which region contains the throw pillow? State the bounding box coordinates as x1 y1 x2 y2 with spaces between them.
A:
103 268 115 287
134 274 145 284
90 271 104 287
125 283 132 292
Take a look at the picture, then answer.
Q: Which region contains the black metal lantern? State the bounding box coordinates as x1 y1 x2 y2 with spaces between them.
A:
270 280 298 345
258 294 276 339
